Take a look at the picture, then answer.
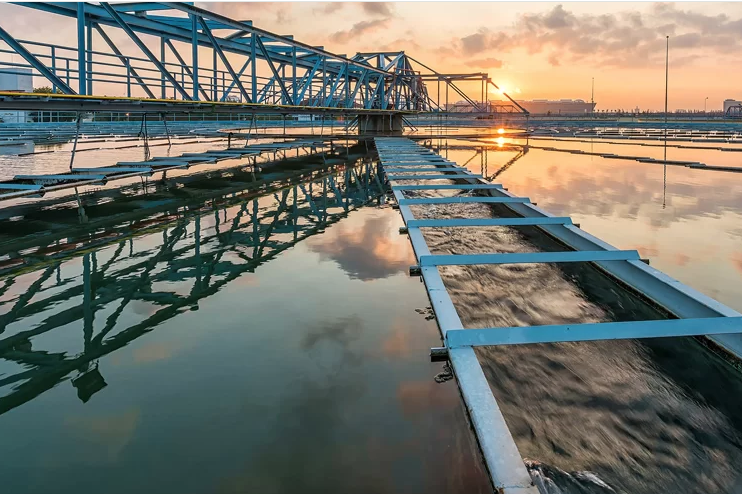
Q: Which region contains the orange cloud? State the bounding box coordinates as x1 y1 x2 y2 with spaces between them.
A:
307 210 414 280
674 253 691 267
731 252 742 276
396 380 456 418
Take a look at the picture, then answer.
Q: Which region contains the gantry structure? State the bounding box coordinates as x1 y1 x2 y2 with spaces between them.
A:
0 2 526 117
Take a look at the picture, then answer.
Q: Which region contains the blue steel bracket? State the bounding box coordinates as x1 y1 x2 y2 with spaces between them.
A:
0 24 75 94
99 2 192 100
380 161 454 166
445 316 742 347
384 167 465 173
399 197 530 205
392 184 503 191
418 250 641 267
407 217 573 228
387 174 483 180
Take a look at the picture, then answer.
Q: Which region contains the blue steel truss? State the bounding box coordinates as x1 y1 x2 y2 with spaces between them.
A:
0 2 528 115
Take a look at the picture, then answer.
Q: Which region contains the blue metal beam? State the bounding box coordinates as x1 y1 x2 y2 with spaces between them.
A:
13 3 370 80
391 184 503 191
160 2 391 76
445 316 742 347
76 2 86 94
198 17 251 103
295 56 323 105
191 13 199 100
111 2 190 13
94 23 155 99
387 174 483 180
398 197 530 205
384 167 464 172
148 15 236 30
255 35 291 104
163 39 210 101
407 217 573 228
418 250 641 267
323 63 347 106
99 2 191 100
0 25 75 94
220 56 252 102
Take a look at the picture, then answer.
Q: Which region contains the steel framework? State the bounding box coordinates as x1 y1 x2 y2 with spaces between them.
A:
0 2 527 117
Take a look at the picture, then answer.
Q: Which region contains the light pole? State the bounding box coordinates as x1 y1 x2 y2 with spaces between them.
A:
704 96 708 113
665 36 670 128
663 35 669 209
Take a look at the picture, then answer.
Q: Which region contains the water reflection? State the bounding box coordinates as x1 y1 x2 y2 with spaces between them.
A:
438 138 742 312
0 162 386 416
1 155 493 494
307 209 415 281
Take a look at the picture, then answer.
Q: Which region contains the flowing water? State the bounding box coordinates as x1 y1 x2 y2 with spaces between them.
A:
2 131 742 493
400 135 742 493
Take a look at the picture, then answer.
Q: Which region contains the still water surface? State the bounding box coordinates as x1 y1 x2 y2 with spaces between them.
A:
0 161 490 493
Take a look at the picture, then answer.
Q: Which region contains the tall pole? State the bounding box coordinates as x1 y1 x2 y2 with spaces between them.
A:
663 35 669 208
665 36 670 130
77 2 87 95
704 96 708 113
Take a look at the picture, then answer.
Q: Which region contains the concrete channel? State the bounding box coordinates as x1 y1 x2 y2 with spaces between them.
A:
376 137 742 493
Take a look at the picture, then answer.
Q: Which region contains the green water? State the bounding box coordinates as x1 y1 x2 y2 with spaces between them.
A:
0 162 490 494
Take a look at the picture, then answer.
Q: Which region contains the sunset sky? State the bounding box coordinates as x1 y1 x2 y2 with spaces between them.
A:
1 2 741 111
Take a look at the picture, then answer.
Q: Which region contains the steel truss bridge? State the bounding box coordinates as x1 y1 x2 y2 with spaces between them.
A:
0 159 386 414
0 2 526 118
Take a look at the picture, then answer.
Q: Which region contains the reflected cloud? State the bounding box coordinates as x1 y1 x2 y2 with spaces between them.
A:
731 252 742 276
396 380 456 419
381 319 414 359
307 209 415 281
133 341 176 364
635 245 660 257
499 151 742 229
63 408 140 463
675 253 691 267
301 315 361 352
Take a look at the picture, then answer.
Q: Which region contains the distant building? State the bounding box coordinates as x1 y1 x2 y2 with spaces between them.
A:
516 99 596 115
0 68 33 123
723 99 742 113
445 98 596 115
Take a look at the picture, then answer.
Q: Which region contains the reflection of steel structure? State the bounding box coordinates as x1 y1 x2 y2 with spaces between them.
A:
425 141 528 181
0 161 385 415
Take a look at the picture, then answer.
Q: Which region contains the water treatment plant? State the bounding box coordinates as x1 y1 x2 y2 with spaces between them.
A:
1 3 742 494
